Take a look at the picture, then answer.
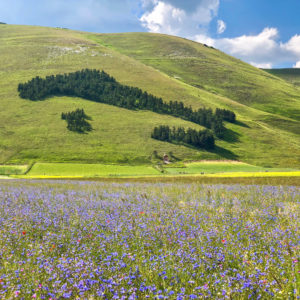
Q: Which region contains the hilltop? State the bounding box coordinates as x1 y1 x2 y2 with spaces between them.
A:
0 25 299 167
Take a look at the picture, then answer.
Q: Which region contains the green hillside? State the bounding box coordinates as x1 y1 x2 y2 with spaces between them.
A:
93 33 300 121
263 68 300 87
0 25 299 167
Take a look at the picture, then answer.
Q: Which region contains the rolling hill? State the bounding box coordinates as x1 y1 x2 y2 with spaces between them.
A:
263 68 300 87
0 24 299 167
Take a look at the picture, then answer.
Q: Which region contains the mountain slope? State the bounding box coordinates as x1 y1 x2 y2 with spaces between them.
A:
0 25 299 167
263 68 300 87
92 33 300 121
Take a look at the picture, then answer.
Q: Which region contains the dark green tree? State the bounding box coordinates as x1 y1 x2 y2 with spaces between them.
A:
151 126 215 149
212 117 226 138
61 108 92 133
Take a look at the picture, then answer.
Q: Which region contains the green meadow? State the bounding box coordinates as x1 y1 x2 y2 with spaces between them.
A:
0 25 299 170
7 161 299 178
0 165 28 175
164 161 298 175
25 163 160 177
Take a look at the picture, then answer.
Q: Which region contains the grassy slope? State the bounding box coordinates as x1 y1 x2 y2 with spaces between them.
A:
263 68 300 87
89 33 300 167
0 25 299 167
93 33 300 121
0 25 215 165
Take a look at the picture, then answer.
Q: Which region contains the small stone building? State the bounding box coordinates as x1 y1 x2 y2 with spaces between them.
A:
163 154 170 164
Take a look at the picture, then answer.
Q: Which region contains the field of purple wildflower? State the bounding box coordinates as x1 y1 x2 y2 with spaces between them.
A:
0 180 299 299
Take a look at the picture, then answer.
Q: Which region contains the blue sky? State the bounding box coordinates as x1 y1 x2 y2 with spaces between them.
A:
1 0 300 68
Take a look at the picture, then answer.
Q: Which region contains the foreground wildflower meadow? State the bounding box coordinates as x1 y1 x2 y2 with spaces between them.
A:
0 180 299 299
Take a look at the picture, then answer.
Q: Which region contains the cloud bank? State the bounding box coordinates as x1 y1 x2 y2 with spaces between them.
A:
140 0 219 36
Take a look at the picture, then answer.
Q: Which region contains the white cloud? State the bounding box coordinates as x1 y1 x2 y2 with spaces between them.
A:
293 61 300 68
250 62 272 69
140 1 185 35
194 27 280 68
217 19 226 34
216 28 279 57
140 0 219 36
194 34 215 46
281 34 300 57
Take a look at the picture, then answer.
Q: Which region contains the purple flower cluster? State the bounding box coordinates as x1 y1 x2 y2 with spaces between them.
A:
0 180 299 299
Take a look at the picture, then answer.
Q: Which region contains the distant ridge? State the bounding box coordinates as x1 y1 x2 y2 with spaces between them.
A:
263 68 300 86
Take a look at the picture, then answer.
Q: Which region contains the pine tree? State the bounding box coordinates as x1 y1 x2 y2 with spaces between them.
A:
61 108 92 133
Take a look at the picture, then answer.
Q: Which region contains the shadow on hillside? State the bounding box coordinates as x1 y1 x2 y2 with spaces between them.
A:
222 129 240 143
235 120 250 128
68 127 94 134
157 140 238 160
212 145 239 160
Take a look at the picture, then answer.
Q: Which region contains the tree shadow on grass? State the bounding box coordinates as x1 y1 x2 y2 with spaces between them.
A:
235 120 250 128
211 145 239 160
222 129 240 143
154 139 238 160
67 124 93 134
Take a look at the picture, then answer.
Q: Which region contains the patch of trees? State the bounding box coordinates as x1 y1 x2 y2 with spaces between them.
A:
151 125 215 150
215 108 236 123
0 22 6 25
61 108 92 133
18 69 236 138
203 44 215 49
